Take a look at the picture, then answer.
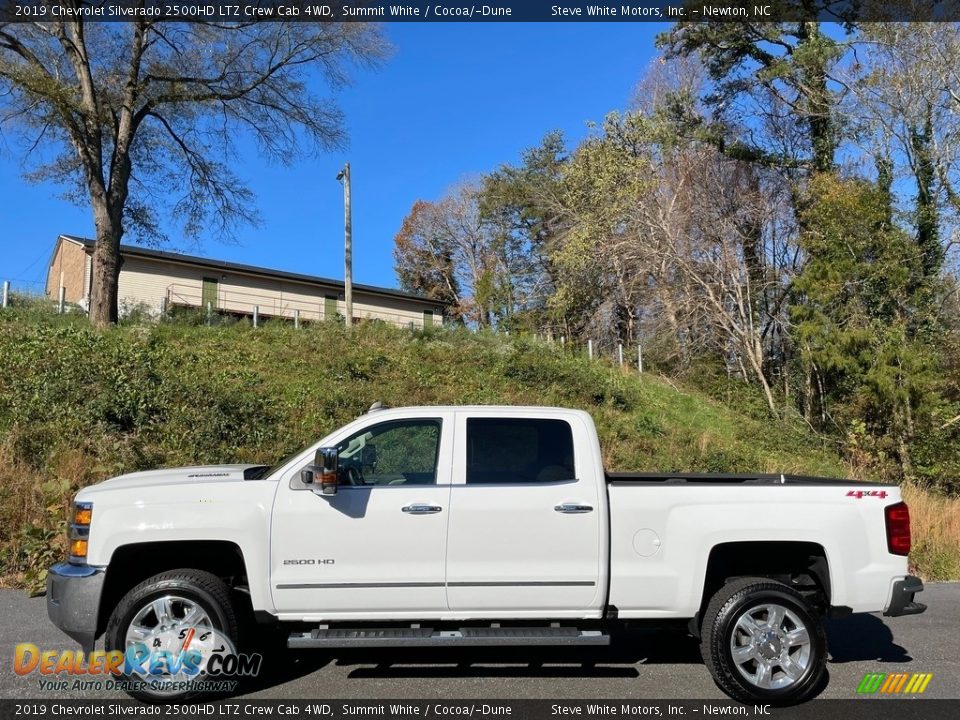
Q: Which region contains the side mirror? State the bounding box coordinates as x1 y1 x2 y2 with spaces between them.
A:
300 447 339 496
316 447 339 496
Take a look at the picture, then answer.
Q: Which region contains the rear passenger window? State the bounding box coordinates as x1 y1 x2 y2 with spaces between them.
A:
466 418 575 484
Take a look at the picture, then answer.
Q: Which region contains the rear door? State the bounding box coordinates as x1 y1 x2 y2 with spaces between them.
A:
444 411 603 613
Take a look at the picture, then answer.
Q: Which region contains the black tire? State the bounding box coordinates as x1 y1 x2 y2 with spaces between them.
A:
700 577 827 705
105 569 238 702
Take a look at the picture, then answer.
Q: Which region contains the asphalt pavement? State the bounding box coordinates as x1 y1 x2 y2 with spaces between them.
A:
0 583 956 701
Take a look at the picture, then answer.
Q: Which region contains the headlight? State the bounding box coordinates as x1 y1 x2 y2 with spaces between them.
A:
69 501 93 564
73 504 93 526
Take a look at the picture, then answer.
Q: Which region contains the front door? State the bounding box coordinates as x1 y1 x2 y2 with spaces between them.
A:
201 277 219 310
271 413 453 616
445 413 603 613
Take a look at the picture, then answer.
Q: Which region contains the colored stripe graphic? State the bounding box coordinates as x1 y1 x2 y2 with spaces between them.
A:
857 673 886 693
912 674 934 694
880 673 909 693
858 672 933 695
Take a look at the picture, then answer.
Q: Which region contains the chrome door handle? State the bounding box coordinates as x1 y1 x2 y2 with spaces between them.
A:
555 503 593 514
402 504 442 514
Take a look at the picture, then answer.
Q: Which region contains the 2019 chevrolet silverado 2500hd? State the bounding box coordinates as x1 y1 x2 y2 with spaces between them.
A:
46 405 926 703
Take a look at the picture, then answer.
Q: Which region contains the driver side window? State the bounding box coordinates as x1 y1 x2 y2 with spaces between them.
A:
336 419 441 486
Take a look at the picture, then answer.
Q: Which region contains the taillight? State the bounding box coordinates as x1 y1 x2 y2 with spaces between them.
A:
885 502 911 556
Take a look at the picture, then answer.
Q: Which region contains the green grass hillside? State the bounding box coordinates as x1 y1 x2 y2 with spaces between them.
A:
1 309 956 591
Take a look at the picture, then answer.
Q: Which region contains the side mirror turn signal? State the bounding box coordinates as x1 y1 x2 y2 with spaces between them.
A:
315 447 339 496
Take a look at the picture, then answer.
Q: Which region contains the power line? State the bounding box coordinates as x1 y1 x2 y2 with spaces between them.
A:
10 240 54 281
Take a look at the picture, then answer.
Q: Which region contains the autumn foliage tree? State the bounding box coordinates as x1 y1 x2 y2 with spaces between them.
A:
394 200 464 321
394 182 542 328
393 185 501 327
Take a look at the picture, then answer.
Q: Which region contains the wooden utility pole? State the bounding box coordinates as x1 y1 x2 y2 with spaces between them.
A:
338 163 353 331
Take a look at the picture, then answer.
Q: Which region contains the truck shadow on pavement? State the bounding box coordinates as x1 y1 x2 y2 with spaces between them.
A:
238 616 905 691
825 614 912 663
238 650 334 694
236 631 334 694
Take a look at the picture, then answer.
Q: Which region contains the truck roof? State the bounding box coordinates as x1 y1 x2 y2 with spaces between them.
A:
362 404 590 415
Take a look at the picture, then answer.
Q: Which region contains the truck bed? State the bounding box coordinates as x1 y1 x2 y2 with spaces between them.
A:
605 471 893 486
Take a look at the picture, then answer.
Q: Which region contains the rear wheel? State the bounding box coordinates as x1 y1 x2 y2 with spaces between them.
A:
105 569 238 701
700 578 826 705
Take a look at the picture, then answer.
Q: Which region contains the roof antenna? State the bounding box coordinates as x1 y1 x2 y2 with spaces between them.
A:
368 401 387 413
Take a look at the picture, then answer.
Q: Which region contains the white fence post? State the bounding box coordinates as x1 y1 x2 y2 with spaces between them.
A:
58 286 65 314
618 343 623 366
294 309 300 329
1 280 8 309
588 339 593 360
638 344 644 373
253 305 259 328
206 301 212 326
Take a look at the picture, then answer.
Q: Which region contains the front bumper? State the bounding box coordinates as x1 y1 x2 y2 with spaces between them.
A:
46 563 106 653
883 575 927 617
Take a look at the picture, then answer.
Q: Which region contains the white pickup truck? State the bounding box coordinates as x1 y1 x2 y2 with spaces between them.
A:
47 405 925 704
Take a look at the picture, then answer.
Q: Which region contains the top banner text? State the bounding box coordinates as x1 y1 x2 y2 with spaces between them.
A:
3 0 960 23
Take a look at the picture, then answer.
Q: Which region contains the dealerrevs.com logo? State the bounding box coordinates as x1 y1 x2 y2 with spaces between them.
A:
14 628 262 694
856 672 933 695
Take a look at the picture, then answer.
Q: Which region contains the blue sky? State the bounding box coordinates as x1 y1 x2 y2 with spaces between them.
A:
0 23 664 294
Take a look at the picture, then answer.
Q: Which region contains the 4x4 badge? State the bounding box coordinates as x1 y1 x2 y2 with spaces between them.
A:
847 490 888 499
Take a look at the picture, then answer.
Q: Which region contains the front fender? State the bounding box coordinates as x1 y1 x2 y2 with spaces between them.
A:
81 480 278 614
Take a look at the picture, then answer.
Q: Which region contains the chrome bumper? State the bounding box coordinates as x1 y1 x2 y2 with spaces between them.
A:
884 575 927 617
46 563 106 653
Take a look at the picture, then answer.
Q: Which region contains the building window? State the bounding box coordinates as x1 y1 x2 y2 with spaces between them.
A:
324 295 339 322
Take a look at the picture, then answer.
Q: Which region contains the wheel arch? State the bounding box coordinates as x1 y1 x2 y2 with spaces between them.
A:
695 540 832 630
97 540 248 637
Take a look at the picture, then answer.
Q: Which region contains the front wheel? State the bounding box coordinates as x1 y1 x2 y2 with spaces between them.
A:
105 569 239 702
700 578 827 705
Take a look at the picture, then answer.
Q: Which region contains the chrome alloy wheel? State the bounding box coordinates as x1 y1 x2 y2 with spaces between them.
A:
124 594 219 693
728 603 812 690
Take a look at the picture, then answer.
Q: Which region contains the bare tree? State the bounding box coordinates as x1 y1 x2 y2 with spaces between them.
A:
843 21 960 280
635 147 790 415
550 103 796 405
0 15 388 326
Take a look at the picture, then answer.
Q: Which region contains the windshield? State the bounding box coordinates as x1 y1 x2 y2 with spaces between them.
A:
249 446 309 480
